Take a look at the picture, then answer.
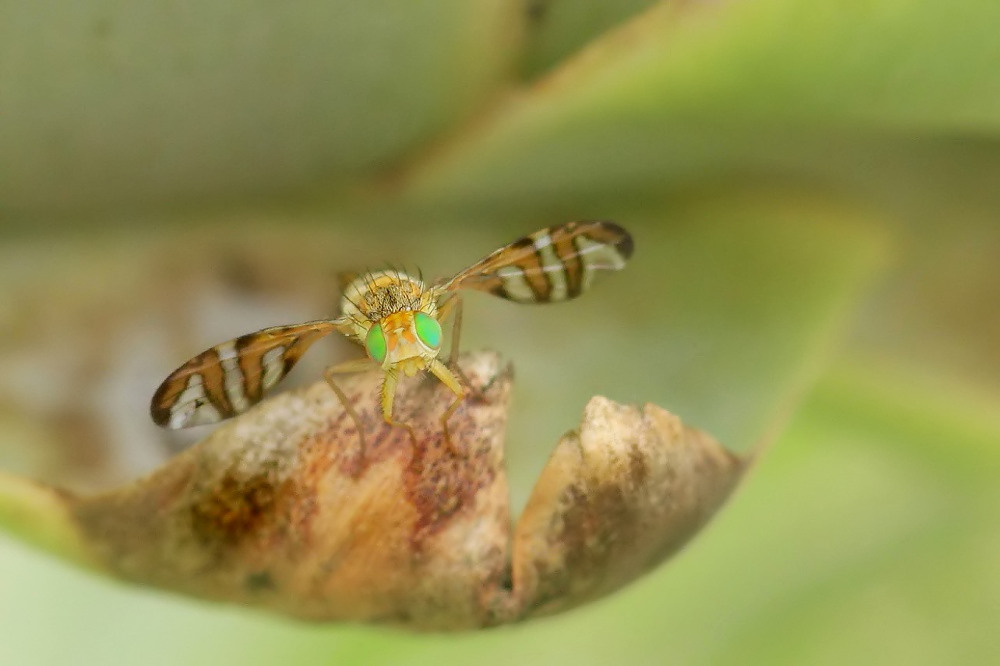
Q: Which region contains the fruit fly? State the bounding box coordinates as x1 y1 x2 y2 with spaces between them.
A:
151 220 633 452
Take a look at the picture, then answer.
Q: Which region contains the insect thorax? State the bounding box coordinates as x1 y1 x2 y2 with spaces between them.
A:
339 270 440 339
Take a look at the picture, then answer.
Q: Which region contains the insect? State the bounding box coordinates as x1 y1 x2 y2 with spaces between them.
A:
151 220 633 452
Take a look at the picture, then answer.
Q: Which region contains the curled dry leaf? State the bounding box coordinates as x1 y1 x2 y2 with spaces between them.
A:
21 351 747 630
512 398 746 619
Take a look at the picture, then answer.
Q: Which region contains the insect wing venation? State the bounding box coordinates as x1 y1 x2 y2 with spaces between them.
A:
443 220 633 304
151 321 339 429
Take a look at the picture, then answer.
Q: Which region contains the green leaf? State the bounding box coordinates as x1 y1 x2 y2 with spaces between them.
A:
518 0 660 78
403 0 1000 207
0 1 517 215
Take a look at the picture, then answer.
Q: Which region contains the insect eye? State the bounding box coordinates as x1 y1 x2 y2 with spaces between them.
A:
414 312 442 350
365 323 387 362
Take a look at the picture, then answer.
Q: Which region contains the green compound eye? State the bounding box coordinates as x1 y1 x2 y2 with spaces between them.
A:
414 312 442 349
365 323 387 362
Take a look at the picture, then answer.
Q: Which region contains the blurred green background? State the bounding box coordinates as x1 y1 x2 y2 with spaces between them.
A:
1 1 998 664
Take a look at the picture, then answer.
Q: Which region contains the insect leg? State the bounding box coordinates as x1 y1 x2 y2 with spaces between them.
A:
380 369 419 449
436 293 485 403
428 359 466 456
324 357 378 458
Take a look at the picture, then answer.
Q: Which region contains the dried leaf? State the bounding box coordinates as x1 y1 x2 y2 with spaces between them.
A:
512 398 746 618
73 352 514 630
5 351 747 630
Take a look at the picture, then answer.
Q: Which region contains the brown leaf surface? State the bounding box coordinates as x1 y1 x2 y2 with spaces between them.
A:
41 351 747 630
72 352 514 630
512 398 747 618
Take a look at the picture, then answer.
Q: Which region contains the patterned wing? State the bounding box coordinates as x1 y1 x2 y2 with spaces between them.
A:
150 320 339 428
441 220 633 303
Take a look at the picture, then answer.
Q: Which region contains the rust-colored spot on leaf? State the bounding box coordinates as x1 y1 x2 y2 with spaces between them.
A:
401 408 504 549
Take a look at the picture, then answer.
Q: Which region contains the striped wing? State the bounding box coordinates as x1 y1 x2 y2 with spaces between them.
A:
150 320 339 428
441 220 633 303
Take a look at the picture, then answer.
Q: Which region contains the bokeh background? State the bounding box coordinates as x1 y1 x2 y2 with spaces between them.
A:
1 1 998 664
